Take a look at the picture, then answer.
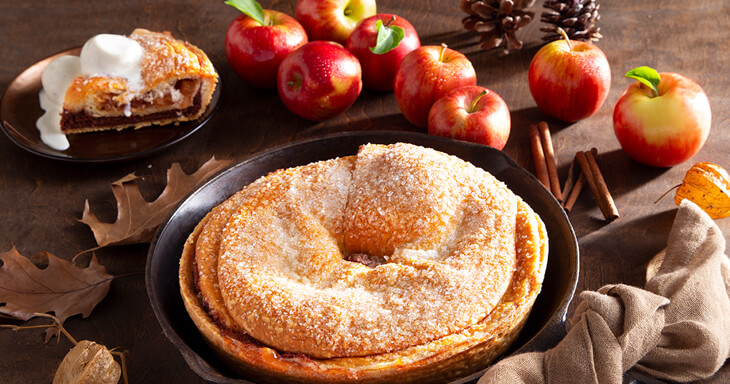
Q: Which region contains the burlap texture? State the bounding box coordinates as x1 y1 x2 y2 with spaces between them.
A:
478 200 730 383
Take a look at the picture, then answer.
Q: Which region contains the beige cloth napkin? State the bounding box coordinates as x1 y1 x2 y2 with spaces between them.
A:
479 200 730 384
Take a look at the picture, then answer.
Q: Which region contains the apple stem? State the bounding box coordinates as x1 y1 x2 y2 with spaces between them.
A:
469 90 488 113
556 27 572 52
384 15 396 28
439 43 447 62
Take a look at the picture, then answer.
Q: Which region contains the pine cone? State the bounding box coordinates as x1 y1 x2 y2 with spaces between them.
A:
540 0 602 42
461 0 536 55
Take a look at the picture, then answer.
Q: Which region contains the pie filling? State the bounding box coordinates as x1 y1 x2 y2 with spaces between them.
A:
60 78 203 133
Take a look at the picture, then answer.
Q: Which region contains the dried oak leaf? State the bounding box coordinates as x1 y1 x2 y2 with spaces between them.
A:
80 156 231 247
0 248 113 324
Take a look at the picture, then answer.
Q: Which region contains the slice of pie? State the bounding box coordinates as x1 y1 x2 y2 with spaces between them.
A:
60 28 218 134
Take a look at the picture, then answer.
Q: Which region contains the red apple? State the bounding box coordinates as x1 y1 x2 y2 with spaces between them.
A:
613 69 711 167
528 37 611 122
345 14 421 91
427 85 510 150
225 1 308 89
394 45 477 128
277 41 362 121
295 0 376 45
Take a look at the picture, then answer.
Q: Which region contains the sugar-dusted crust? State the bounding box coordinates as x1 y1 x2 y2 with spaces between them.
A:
61 28 218 133
179 143 548 383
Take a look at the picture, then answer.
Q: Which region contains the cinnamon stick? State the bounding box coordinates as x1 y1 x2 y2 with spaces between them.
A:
529 124 550 190
585 149 619 220
561 158 577 203
538 121 562 201
576 149 619 221
562 148 595 210
564 172 585 212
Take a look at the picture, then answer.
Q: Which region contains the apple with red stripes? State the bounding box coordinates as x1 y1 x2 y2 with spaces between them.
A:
394 45 477 128
277 41 362 121
295 0 376 44
428 85 511 150
528 33 611 122
224 0 308 89
345 14 420 91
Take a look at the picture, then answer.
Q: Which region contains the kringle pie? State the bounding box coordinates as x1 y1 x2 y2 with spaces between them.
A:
60 28 218 134
179 143 548 383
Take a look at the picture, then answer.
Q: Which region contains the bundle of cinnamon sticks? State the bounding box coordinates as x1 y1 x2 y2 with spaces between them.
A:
530 121 619 222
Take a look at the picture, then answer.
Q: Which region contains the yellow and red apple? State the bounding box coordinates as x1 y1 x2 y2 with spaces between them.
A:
394 45 477 128
345 14 421 91
428 85 511 150
528 37 611 122
277 41 362 121
613 67 712 167
224 0 308 89
295 0 376 44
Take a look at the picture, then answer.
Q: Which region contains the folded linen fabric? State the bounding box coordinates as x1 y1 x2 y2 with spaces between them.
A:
478 200 730 384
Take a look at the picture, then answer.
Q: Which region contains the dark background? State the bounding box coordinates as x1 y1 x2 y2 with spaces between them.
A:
0 0 728 382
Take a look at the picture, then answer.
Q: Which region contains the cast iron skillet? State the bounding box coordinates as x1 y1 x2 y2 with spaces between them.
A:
146 131 579 384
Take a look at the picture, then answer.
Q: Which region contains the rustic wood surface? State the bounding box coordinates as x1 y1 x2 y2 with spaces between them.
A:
0 0 728 382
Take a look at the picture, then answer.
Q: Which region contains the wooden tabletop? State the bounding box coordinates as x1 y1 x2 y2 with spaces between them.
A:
1 0 728 382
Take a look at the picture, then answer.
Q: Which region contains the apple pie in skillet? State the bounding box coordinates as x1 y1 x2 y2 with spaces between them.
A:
179 143 548 383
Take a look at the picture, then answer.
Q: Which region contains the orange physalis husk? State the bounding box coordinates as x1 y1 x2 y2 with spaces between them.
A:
674 162 730 219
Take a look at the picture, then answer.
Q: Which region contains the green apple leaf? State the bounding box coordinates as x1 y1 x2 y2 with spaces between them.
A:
369 18 405 55
224 0 266 26
625 66 661 97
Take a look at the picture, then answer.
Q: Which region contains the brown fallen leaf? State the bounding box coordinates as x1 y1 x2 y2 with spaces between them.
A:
80 156 231 247
0 248 113 324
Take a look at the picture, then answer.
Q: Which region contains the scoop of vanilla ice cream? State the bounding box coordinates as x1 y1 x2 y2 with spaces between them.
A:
80 34 143 87
36 55 83 151
41 55 82 103
36 33 146 151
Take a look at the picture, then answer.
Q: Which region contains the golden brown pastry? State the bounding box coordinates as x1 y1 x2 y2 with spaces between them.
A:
60 28 218 133
179 143 548 383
